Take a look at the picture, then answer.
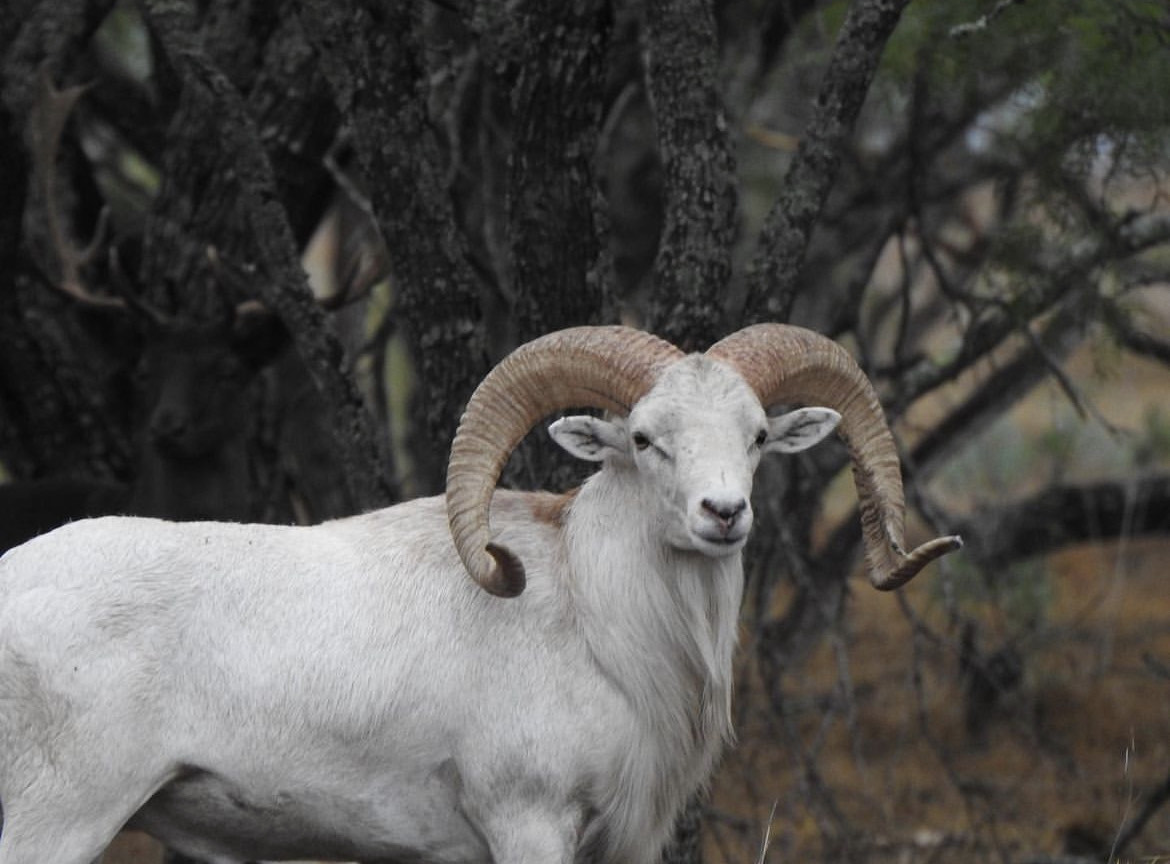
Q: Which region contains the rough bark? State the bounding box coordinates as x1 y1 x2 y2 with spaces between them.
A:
246 13 341 248
0 0 131 479
296 0 489 492
486 0 612 343
639 0 737 350
141 0 392 511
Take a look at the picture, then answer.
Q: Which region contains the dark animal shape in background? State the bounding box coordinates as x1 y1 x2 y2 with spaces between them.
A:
127 298 288 522
0 71 370 555
0 72 289 547
0 282 289 549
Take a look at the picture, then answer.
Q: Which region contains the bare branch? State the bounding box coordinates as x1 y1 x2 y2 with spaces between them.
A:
949 0 1028 40
955 473 1170 567
1019 319 1117 432
891 206 1170 414
1104 300 1170 367
740 0 911 325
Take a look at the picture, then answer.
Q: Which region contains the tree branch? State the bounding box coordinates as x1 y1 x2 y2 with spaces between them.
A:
639 0 737 350
1104 300 1170 368
890 207 1170 415
740 0 910 326
956 473 1170 567
142 0 392 511
296 0 489 491
484 0 612 340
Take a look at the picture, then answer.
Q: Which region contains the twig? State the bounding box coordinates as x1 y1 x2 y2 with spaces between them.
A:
755 801 779 864
949 0 1027 40
1111 767 1170 861
1019 318 1122 437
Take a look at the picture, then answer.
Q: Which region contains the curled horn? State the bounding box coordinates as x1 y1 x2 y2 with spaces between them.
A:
707 324 962 590
446 326 684 597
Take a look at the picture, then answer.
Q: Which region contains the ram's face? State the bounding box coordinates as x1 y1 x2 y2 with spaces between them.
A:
549 356 840 558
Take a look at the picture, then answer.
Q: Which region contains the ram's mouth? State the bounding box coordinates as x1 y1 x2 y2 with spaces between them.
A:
692 529 749 556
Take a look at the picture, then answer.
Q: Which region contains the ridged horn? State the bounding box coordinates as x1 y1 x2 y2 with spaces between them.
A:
446 326 685 597
707 324 962 590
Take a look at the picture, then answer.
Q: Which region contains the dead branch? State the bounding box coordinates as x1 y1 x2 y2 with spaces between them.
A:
956 473 1170 567
740 0 911 325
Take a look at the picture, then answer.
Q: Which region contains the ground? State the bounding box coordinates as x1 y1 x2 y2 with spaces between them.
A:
708 536 1170 862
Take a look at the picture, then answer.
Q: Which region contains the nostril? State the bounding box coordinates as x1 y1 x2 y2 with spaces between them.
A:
701 497 747 524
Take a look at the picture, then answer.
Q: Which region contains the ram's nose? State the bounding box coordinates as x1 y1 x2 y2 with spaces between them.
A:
691 493 753 553
700 496 747 533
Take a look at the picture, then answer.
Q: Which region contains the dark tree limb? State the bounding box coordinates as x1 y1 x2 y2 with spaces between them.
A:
295 0 489 492
0 0 131 479
1 0 113 119
909 304 1088 478
639 0 737 350
246 15 341 249
740 0 911 326
489 0 612 343
1104 300 1170 368
956 473 1170 567
141 0 392 511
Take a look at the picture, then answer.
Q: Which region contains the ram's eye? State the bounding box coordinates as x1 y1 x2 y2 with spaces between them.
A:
754 430 768 447
632 431 651 451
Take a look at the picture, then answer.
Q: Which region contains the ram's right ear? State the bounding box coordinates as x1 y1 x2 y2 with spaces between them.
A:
548 416 628 462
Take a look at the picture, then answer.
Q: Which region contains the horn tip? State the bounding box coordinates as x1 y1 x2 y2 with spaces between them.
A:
870 533 964 592
476 542 527 598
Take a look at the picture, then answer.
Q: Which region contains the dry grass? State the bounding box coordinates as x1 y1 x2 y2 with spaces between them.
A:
708 536 1170 862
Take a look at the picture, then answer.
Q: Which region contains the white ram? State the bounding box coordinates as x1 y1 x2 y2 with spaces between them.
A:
0 324 960 864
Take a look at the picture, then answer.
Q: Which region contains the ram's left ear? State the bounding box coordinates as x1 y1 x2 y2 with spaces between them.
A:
549 415 629 462
762 407 841 454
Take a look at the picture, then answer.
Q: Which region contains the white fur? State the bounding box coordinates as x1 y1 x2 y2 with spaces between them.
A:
0 356 838 864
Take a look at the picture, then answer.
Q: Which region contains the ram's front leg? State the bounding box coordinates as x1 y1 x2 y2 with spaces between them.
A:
483 813 578 864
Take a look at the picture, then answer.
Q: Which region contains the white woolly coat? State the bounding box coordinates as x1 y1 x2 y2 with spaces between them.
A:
0 472 741 863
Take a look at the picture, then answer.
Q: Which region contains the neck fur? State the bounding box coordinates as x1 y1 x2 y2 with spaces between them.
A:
564 466 744 861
